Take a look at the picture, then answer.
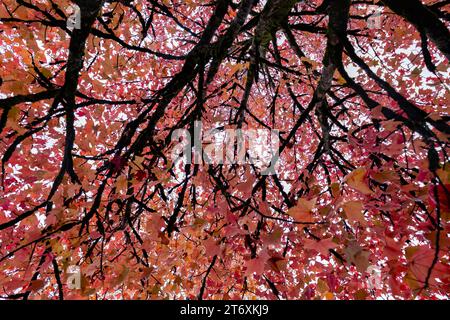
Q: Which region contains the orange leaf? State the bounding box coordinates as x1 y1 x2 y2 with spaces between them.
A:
287 198 316 222
342 201 366 225
345 168 373 195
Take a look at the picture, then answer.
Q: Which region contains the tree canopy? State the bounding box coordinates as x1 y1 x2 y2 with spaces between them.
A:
0 0 449 300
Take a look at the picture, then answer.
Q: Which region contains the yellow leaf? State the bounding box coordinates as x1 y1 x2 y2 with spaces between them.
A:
41 67 52 78
8 106 21 122
335 71 347 85
317 279 329 293
405 246 420 261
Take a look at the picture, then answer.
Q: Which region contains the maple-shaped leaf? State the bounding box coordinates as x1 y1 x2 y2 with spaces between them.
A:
115 175 128 193
330 182 340 198
287 198 316 222
405 246 449 289
267 256 286 273
261 226 283 245
344 168 373 195
371 169 399 184
344 241 370 272
236 174 255 196
259 201 271 215
110 155 127 174
28 279 45 292
111 265 129 288
203 237 221 257
342 201 366 225
383 237 403 261
245 257 266 276
428 183 450 214
45 212 58 226
304 237 338 256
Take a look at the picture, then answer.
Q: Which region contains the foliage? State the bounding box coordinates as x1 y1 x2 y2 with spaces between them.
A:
0 0 449 300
